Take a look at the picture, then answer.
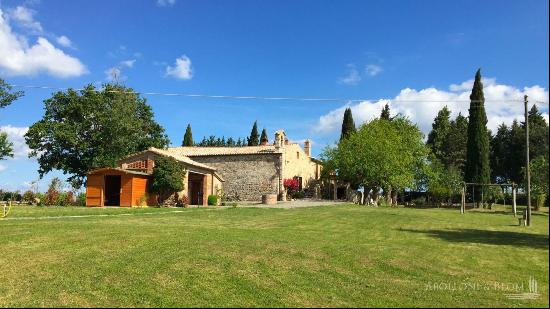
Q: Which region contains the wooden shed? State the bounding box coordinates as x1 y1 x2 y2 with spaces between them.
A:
86 168 154 207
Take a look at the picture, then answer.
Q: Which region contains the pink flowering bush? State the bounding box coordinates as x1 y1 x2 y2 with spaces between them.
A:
283 178 299 194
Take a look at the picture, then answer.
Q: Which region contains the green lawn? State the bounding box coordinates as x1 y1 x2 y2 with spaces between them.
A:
0 205 548 307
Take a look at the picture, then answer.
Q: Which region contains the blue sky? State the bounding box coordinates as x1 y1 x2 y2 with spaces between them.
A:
0 0 548 191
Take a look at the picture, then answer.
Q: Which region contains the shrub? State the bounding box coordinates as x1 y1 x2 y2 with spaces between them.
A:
535 194 547 211
207 195 218 206
44 190 59 206
75 192 86 206
292 191 305 199
283 178 299 195
44 177 63 206
411 196 426 207
35 192 45 206
56 192 74 206
22 190 35 204
1 191 22 201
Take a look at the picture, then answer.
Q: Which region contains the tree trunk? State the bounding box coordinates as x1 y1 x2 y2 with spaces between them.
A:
391 189 398 206
371 187 379 206
385 188 391 205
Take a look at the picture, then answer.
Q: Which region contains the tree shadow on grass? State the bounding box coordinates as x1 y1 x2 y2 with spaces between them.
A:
400 228 549 250
468 210 549 217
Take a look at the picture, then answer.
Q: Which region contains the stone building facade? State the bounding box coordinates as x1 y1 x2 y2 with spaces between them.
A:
166 130 322 201
86 129 322 205
184 153 280 201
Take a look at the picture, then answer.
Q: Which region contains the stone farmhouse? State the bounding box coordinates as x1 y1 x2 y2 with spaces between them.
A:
86 130 322 207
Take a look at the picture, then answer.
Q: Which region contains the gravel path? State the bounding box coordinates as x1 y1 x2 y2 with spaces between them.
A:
237 199 348 209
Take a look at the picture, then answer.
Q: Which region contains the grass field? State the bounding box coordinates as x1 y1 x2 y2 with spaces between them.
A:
0 204 548 307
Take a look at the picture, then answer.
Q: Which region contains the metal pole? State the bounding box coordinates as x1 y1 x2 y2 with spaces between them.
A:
473 185 476 208
461 182 465 214
512 182 517 217
524 95 532 226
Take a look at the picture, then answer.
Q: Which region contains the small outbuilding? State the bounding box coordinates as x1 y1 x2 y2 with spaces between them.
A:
86 148 224 207
86 168 153 207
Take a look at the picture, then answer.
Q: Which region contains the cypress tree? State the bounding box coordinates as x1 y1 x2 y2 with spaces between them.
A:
427 106 451 163
247 121 260 146
182 124 194 146
340 108 356 141
260 128 268 144
490 123 512 183
465 69 491 199
443 113 469 174
527 104 549 160
227 137 235 147
380 103 391 120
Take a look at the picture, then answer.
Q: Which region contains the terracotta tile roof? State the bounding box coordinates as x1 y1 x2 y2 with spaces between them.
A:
166 145 282 157
147 147 217 171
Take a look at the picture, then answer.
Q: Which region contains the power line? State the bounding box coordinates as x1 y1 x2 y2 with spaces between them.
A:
8 83 544 104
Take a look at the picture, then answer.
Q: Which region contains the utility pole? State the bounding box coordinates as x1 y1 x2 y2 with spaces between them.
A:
524 95 532 226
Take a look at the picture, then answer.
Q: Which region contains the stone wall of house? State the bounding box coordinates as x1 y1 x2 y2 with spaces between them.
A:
189 154 281 201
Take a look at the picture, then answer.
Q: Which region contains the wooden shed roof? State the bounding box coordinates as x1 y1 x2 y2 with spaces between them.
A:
87 167 150 176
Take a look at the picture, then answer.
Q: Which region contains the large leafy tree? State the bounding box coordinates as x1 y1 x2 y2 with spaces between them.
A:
0 133 13 160
0 79 23 108
530 156 549 210
465 69 491 189
0 79 24 160
426 106 451 164
151 156 186 204
490 106 548 187
422 155 463 206
182 124 194 146
324 117 427 205
340 107 356 141
25 84 169 188
247 121 260 146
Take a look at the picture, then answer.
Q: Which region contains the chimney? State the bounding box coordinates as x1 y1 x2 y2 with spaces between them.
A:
274 130 286 148
304 139 311 157
274 131 282 148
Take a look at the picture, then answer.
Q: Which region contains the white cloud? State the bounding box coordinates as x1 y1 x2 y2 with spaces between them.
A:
56 35 73 48
0 125 30 159
165 55 193 80
338 64 361 86
105 67 123 81
105 59 136 81
120 59 135 68
0 164 5 172
0 9 87 78
157 0 177 7
365 64 383 77
315 78 549 137
6 6 42 32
